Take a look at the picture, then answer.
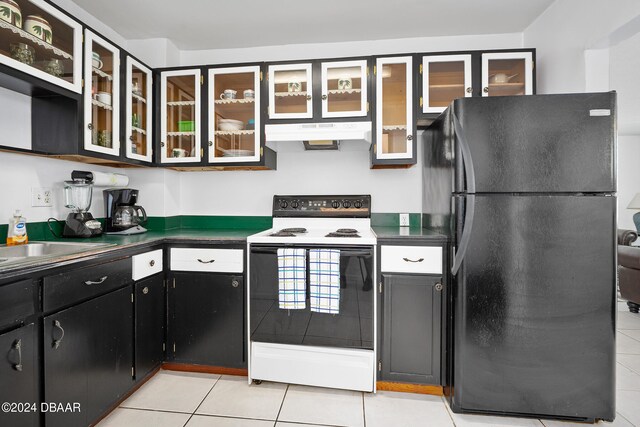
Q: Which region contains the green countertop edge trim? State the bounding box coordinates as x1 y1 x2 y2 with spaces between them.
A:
0 213 423 242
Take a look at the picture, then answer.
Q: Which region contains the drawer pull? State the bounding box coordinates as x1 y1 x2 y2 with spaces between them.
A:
84 276 108 285
149 260 155 267
435 282 443 291
9 339 22 372
52 320 65 349
142 286 149 294
402 257 424 263
197 259 216 264
232 280 239 288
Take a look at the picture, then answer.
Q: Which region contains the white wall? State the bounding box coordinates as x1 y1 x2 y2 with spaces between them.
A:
618 135 640 230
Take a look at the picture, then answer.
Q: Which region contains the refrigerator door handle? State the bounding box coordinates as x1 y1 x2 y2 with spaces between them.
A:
451 194 475 276
453 112 476 193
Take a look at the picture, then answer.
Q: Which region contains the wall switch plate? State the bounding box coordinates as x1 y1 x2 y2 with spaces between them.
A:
31 187 53 207
399 213 410 227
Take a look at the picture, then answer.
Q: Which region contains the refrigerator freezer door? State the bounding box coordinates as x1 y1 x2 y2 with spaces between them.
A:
451 194 616 421
453 92 616 194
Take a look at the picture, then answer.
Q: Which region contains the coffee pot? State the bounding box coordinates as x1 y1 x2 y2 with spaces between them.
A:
103 188 148 235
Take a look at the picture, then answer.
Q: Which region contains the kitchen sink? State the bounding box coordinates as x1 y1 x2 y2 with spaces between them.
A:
0 242 115 267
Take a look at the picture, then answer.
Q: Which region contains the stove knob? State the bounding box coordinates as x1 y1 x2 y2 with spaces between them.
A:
279 200 288 209
331 201 340 209
354 200 363 209
342 200 352 208
291 201 299 209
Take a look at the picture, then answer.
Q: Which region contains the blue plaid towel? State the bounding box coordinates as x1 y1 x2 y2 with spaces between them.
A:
309 249 340 314
278 248 306 309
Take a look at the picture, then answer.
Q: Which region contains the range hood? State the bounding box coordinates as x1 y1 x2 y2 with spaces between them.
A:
265 122 372 148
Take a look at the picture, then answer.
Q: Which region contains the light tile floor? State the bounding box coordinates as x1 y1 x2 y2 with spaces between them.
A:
98 302 640 427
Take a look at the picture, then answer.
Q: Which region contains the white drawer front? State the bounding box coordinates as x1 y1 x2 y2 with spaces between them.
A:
132 249 163 281
170 248 244 273
381 245 442 274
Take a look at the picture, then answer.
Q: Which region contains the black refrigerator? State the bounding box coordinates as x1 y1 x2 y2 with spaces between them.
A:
423 92 617 422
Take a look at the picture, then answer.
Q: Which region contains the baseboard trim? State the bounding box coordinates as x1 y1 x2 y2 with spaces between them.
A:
162 362 248 377
376 381 443 396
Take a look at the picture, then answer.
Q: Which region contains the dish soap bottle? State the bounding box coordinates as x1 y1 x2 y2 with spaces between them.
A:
6 210 28 246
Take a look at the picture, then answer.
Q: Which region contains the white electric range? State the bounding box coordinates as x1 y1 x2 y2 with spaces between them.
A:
247 195 377 392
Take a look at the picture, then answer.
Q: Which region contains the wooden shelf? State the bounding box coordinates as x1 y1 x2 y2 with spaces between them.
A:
429 83 464 90
214 130 255 136
382 125 407 131
132 92 146 104
214 98 254 104
132 126 146 135
92 67 112 81
167 131 195 137
167 101 196 106
274 91 308 97
487 82 526 96
0 19 73 60
91 99 113 111
327 88 361 95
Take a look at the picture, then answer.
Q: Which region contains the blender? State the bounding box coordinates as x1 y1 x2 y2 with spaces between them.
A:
63 180 103 237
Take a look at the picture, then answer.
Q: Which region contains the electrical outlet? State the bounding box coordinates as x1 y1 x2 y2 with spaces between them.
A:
399 213 410 227
31 187 53 207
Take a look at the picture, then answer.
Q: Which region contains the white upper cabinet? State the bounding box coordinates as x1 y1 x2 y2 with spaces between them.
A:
159 69 202 164
83 30 120 156
375 56 413 160
421 54 472 114
268 63 313 119
320 59 368 118
208 65 261 163
0 0 82 93
481 51 533 97
125 56 152 163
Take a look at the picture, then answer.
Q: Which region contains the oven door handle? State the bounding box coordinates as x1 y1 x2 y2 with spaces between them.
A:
250 247 372 257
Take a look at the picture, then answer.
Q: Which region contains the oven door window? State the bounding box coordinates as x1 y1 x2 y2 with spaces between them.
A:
250 246 374 350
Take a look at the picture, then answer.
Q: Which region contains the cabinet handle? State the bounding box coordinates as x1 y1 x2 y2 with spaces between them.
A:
85 276 108 285
129 135 134 141
406 135 413 141
483 87 489 94
87 123 93 130
321 94 327 100
161 142 166 147
9 339 22 372
435 282 443 291
466 87 473 94
197 259 215 264
52 320 65 349
149 260 155 267
232 280 239 288
142 286 149 294
208 141 213 147
402 257 424 263
306 95 312 101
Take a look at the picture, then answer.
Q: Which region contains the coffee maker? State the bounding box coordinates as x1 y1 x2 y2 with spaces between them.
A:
103 188 147 235
62 179 103 237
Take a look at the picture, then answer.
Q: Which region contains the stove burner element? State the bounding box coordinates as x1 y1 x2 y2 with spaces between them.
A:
281 228 307 233
336 228 358 234
326 232 361 238
269 231 296 237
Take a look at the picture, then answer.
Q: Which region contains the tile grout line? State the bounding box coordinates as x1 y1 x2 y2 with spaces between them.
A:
274 383 290 425
615 411 637 427
361 391 366 427
182 374 222 427
441 395 458 427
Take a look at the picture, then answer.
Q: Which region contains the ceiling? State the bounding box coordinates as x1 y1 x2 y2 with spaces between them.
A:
69 0 555 50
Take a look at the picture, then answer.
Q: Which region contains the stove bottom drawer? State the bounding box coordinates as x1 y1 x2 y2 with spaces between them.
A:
250 341 374 392
170 248 244 273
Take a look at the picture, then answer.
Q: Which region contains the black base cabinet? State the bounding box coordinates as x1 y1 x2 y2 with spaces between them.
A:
0 323 38 427
168 272 244 367
135 274 165 380
43 286 133 427
381 274 442 384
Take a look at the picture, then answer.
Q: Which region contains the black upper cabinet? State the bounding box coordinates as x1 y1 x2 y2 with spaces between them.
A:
265 57 372 124
134 273 165 379
168 272 245 367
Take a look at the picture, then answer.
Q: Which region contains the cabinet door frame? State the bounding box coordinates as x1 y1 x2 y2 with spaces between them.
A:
422 54 472 114
268 62 313 119
481 51 533 97
375 56 413 161
160 68 202 163
83 29 121 156
0 0 83 94
208 65 261 163
320 59 368 118
125 56 153 163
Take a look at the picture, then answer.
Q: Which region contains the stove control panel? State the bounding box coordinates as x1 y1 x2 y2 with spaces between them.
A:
273 195 371 218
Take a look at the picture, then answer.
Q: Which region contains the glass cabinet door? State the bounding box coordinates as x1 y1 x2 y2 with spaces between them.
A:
208 66 260 163
321 60 367 118
376 56 413 160
160 69 201 163
125 56 152 162
83 30 119 156
482 52 533 97
422 54 471 113
0 0 82 93
268 63 312 119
